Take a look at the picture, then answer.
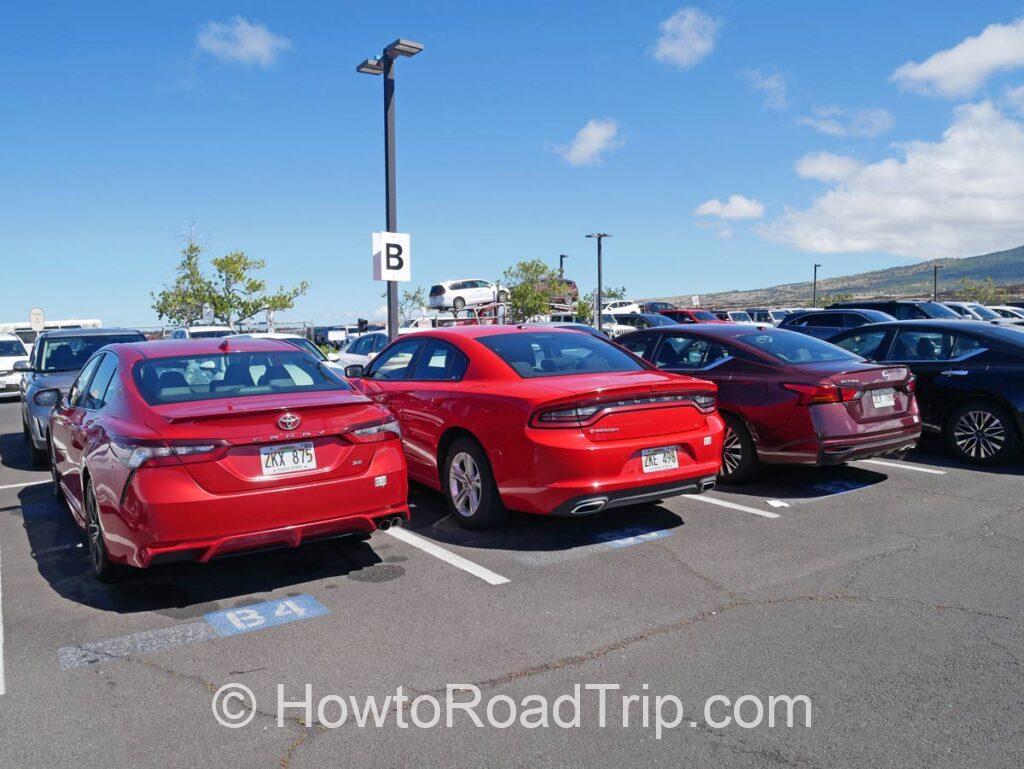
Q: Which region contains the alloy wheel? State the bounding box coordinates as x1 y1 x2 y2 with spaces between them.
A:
85 487 104 571
448 451 482 517
953 410 1006 460
722 426 743 476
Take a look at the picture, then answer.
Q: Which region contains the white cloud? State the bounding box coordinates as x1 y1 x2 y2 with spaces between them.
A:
1006 84 1024 113
798 106 894 138
197 17 292 68
795 152 860 182
694 195 765 220
766 102 1024 259
653 8 720 69
891 17 1024 98
556 119 623 166
741 69 788 110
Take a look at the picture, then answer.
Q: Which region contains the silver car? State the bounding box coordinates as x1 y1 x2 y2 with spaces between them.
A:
18 327 145 464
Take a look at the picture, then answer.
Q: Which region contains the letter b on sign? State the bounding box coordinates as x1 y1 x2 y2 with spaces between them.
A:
373 232 412 282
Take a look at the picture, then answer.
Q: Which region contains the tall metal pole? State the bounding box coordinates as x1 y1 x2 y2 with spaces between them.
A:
933 265 941 301
383 56 399 340
812 263 821 307
559 254 568 279
597 238 603 333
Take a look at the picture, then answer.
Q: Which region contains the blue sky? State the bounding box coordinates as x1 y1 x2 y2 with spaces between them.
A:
4 1 1024 326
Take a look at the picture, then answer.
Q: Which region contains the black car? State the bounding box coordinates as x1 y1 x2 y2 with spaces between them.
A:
637 301 677 314
780 308 896 339
611 312 678 330
830 320 1024 465
827 300 961 320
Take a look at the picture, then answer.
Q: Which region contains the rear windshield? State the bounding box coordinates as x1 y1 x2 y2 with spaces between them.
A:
729 311 754 322
478 331 645 378
133 350 350 405
37 334 144 372
190 329 234 339
692 310 717 320
0 339 27 356
737 330 861 364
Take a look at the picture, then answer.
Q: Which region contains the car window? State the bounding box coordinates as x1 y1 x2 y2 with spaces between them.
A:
479 331 645 378
890 329 955 361
367 339 424 381
81 353 118 410
619 334 655 357
804 313 840 328
834 330 890 360
736 330 860 363
952 334 986 358
372 334 389 352
892 305 926 320
656 335 732 369
350 336 374 355
0 339 26 356
410 340 468 381
37 333 143 373
68 355 104 408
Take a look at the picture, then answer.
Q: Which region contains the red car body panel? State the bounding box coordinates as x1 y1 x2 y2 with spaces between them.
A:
351 327 724 515
48 338 408 568
618 326 922 466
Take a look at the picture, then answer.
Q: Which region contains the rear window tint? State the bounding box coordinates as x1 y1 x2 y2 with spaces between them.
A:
478 331 645 378
133 350 350 405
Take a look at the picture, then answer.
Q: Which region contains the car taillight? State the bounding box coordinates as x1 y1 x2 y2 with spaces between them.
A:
782 382 863 406
110 437 228 469
901 376 916 394
530 391 716 428
344 417 402 443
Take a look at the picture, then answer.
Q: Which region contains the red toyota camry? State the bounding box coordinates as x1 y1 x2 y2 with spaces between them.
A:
617 325 922 482
42 338 408 580
346 326 723 529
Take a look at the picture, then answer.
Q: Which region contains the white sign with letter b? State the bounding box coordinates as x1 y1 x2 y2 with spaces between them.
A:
372 231 411 282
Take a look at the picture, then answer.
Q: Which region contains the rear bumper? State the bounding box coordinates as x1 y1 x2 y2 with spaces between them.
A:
758 423 922 466
549 475 718 516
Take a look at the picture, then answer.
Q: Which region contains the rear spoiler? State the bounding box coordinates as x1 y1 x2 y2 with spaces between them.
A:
155 394 372 423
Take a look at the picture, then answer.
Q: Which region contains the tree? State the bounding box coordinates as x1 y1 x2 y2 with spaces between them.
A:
151 239 309 327
956 277 1007 305
575 293 594 323
399 286 426 323
822 292 854 304
602 285 628 301
501 259 562 321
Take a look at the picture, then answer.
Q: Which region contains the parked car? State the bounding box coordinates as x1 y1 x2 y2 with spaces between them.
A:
167 325 235 339
989 305 1024 320
638 301 677 314
598 314 634 338
344 327 723 528
618 325 921 482
780 308 896 339
827 300 961 320
19 328 146 465
713 310 757 324
942 301 1002 323
746 308 791 326
523 321 609 339
830 320 1024 465
340 331 391 366
229 332 342 368
658 308 726 324
0 333 29 399
42 337 408 580
611 313 678 331
602 299 642 314
428 279 508 311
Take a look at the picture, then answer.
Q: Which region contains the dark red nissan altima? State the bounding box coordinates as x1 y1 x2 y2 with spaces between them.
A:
346 326 724 529
617 325 922 482
43 338 408 580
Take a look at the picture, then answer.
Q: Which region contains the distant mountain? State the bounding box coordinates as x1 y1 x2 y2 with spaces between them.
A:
653 244 1024 308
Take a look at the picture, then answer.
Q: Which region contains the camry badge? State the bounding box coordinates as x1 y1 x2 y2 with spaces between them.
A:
277 413 301 431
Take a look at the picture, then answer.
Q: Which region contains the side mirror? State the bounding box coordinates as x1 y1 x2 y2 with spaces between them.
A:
327 352 340 362
33 388 62 407
344 364 365 379
13 360 31 372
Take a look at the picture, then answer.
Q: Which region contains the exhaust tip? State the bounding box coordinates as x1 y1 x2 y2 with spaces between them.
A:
570 498 608 515
377 518 392 531
700 479 716 493
390 516 403 528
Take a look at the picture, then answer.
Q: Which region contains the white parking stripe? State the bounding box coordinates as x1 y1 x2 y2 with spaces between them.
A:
0 480 49 492
0 542 6 695
691 494 781 519
857 459 947 475
384 527 510 586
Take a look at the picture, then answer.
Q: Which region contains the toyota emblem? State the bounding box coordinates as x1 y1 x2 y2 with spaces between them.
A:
277 413 301 431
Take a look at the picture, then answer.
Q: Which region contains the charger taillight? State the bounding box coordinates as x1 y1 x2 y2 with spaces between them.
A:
530 391 716 428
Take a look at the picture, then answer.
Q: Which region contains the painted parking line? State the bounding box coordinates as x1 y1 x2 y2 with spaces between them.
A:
856 459 947 475
0 480 50 492
690 494 781 519
0 542 6 695
384 527 510 585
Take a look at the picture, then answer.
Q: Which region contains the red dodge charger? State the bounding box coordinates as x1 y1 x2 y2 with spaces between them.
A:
43 338 408 579
347 326 724 528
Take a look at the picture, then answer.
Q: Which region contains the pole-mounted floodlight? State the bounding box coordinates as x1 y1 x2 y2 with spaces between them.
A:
356 38 424 340
587 234 611 333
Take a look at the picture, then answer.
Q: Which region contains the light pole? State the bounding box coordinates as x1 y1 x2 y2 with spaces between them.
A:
933 264 943 301
812 263 822 307
559 254 568 279
586 234 611 333
357 38 424 340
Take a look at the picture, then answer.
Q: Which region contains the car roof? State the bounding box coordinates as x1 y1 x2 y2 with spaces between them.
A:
0 332 22 341
402 324 585 341
621 323 774 340
232 332 302 340
120 337 296 359
182 325 234 331
35 327 143 340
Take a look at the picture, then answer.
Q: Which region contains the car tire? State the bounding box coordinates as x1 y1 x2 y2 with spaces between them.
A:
452 296 466 311
443 437 507 530
22 410 30 442
719 413 759 484
945 400 1021 466
48 440 64 503
497 290 508 303
84 480 125 583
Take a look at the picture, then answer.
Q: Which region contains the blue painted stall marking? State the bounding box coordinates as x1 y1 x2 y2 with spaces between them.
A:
205 595 328 638
596 528 675 548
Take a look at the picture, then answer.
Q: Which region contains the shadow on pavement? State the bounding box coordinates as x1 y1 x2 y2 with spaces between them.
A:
14 483 396 618
714 463 889 501
0 425 38 473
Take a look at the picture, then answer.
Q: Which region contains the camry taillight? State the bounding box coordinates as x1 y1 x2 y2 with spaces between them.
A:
530 391 716 428
110 437 228 469
344 417 402 443
782 383 863 406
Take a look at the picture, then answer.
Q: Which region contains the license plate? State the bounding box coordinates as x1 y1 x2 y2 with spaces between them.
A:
642 446 679 473
260 441 316 476
871 388 896 409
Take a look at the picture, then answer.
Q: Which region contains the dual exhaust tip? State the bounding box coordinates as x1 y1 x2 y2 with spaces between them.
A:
376 516 405 531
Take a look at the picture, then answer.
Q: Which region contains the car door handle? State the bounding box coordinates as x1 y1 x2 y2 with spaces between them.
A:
940 369 968 376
